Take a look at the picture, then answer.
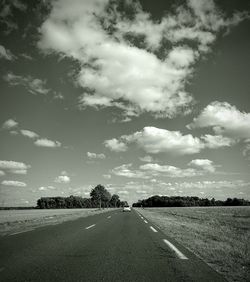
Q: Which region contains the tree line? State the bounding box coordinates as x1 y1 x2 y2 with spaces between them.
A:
37 184 128 209
132 195 250 207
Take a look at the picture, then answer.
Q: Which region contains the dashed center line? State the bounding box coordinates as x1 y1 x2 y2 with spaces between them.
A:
163 239 188 260
85 224 96 230
144 220 148 224
150 226 158 232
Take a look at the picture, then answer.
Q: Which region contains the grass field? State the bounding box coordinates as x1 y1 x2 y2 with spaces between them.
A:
136 206 250 282
0 208 113 236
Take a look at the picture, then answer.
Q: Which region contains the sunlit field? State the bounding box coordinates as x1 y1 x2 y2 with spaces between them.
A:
0 208 113 236
136 207 250 282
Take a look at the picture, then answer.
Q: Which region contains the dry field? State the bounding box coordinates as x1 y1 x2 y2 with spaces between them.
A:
136 206 250 282
0 208 113 236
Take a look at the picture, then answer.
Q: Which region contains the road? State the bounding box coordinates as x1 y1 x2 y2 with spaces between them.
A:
0 209 226 282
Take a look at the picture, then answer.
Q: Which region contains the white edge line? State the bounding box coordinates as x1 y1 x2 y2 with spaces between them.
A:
144 220 148 223
163 239 188 260
10 229 34 236
85 224 96 230
150 226 158 232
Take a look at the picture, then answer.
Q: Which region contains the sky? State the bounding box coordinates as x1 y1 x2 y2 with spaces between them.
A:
0 0 250 206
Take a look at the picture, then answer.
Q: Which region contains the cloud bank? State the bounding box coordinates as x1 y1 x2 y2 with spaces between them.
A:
0 160 30 175
188 101 250 139
38 0 247 119
3 72 50 95
1 180 27 187
111 158 217 179
105 126 234 155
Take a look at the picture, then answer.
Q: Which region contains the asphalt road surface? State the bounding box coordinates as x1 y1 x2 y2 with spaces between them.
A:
0 209 227 282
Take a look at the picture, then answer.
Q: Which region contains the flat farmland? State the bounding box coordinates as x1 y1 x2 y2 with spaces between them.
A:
136 206 250 282
0 208 112 236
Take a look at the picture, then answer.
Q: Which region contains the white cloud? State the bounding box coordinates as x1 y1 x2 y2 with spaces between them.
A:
175 180 250 190
201 134 235 149
111 164 149 179
20 53 33 60
104 138 128 152
2 119 18 129
10 169 28 175
1 180 27 187
0 170 5 176
243 143 250 158
117 190 129 195
136 190 147 194
139 155 154 162
38 0 247 119
150 179 158 183
167 46 198 68
107 126 237 155
103 174 111 179
38 185 56 191
54 175 71 184
187 102 250 139
76 43 194 118
111 159 216 180
0 160 29 170
0 160 30 174
3 72 50 95
87 152 106 160
20 129 39 139
126 181 137 185
0 45 15 60
34 138 61 148
123 127 204 155
140 163 201 178
188 159 216 173
114 0 248 51
2 119 62 148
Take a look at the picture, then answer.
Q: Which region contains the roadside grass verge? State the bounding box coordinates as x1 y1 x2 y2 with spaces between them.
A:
136 207 250 282
0 208 115 236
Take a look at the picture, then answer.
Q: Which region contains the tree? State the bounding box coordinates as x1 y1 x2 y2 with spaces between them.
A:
110 194 120 208
90 184 111 209
132 195 250 207
36 184 129 209
120 201 128 207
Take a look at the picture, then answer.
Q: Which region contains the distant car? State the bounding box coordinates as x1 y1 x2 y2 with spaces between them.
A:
123 206 131 212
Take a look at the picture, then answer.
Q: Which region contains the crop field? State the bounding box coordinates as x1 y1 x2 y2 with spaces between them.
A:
136 206 250 282
0 208 112 236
